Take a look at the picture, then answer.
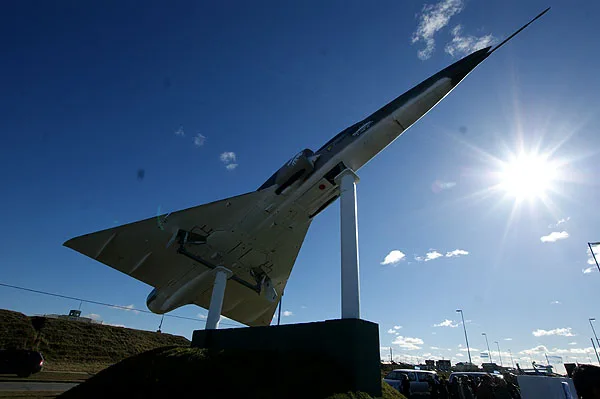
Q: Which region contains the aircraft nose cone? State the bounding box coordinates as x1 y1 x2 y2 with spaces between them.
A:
443 46 492 85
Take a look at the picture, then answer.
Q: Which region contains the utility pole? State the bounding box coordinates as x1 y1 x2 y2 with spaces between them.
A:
482 333 493 363
456 309 472 364
508 349 515 368
390 347 393 363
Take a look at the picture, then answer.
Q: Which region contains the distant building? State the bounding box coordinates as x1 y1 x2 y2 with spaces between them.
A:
424 360 435 370
43 309 102 324
454 362 479 372
482 363 507 372
436 360 451 372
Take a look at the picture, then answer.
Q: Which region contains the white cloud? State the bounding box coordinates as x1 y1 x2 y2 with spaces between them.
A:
568 342 577 346
193 134 206 147
520 345 548 355
587 244 600 266
455 353 465 357
460 347 479 352
381 250 406 265
430 346 440 350
113 304 139 315
106 323 125 328
444 25 497 58
583 266 596 274
425 250 443 261
387 329 397 334
301 305 307 309
412 0 464 60
540 231 569 243
552 347 594 355
504 338 513 341
532 327 575 337
197 313 207 319
220 152 238 170
431 180 456 193
84 313 101 320
434 319 459 328
175 126 185 136
550 301 562 305
394 325 402 330
521 345 595 357
123 304 139 314
446 249 469 258
548 217 570 228
282 310 293 317
392 336 424 350
220 152 236 163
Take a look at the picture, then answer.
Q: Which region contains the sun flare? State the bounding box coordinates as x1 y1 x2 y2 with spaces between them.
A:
497 153 558 201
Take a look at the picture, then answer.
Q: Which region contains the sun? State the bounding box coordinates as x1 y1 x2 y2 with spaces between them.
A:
497 153 558 201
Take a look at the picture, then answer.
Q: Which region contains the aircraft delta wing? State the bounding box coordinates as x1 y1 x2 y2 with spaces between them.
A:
64 187 312 327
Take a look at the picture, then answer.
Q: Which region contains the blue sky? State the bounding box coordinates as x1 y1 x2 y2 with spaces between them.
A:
2 0 600 371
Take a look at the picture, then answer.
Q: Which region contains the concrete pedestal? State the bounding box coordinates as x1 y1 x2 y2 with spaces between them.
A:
191 318 381 397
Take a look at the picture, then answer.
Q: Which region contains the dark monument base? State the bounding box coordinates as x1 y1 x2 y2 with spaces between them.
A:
191 318 381 397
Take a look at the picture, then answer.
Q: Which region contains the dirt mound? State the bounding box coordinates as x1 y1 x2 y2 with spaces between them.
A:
0 309 189 371
59 346 404 399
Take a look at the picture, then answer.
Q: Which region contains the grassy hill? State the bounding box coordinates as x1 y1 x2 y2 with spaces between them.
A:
0 309 189 372
59 346 406 399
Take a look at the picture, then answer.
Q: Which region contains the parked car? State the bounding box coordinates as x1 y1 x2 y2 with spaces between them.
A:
448 371 504 384
0 349 44 377
383 368 438 396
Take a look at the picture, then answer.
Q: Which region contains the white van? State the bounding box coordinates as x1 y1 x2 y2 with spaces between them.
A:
383 368 438 396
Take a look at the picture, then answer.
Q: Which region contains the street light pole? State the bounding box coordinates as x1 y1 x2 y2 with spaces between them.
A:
456 309 472 364
494 341 503 367
482 333 493 363
590 318 600 349
508 349 515 368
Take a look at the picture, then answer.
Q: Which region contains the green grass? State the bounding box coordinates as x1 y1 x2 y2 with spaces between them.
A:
59 347 405 399
0 309 189 372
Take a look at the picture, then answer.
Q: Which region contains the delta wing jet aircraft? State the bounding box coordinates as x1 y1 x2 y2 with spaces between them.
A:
65 8 549 327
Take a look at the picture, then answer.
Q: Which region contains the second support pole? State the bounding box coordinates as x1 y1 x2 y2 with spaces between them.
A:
335 169 361 320
205 266 232 330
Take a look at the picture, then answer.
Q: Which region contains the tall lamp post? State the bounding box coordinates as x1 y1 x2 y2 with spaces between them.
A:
494 341 503 367
456 309 472 364
482 333 493 363
590 318 600 349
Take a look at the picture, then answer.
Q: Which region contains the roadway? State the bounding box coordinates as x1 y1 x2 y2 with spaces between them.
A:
0 381 78 392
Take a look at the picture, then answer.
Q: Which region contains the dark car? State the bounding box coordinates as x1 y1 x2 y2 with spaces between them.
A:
0 349 44 377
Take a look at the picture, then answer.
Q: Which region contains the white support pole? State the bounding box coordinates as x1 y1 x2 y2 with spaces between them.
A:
205 266 232 330
334 169 361 319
